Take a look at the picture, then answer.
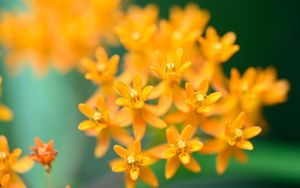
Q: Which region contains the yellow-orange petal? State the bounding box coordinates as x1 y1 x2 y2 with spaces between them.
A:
198 78 209 94
95 131 110 158
111 159 127 172
177 61 191 76
142 109 167 129
115 81 131 99
111 108 132 127
140 167 158 187
0 135 9 153
116 98 132 108
130 167 140 181
233 149 248 163
164 111 187 124
173 85 190 112
125 173 136 188
132 112 146 139
187 139 203 152
129 139 142 156
110 126 133 146
164 147 177 159
243 126 262 139
0 104 13 122
133 74 143 95
179 152 191 164
96 95 107 112
165 156 180 179
114 145 129 159
7 173 26 188
78 120 95 131
166 127 179 144
11 148 22 159
183 156 201 173
146 144 169 159
231 111 245 129
185 82 194 99
12 156 34 173
141 86 154 101
78 104 94 118
200 139 227 154
237 140 253 150
180 125 193 141
205 92 222 105
148 81 165 99
216 148 231 174
0 174 10 187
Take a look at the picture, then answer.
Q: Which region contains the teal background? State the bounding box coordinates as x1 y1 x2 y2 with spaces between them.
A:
0 0 300 187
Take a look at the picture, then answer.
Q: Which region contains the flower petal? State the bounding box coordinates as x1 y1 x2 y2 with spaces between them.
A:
125 172 136 188
111 108 132 127
140 167 159 187
111 159 127 172
95 131 110 158
237 140 253 150
78 120 95 131
205 92 222 105
130 167 140 181
96 95 107 112
7 173 26 188
200 139 226 154
0 135 9 153
233 149 248 163
185 82 194 99
198 78 209 94
110 126 133 146
141 86 154 101
164 111 187 124
132 112 146 139
78 104 94 118
232 111 245 129
166 127 179 144
243 126 261 139
12 156 34 173
165 157 180 179
133 74 143 95
183 156 201 173
173 85 189 112
216 148 231 174
129 140 142 156
142 109 167 129
179 152 190 164
114 145 129 159
0 104 13 122
146 144 168 159
115 81 131 99
187 139 203 152
180 125 193 141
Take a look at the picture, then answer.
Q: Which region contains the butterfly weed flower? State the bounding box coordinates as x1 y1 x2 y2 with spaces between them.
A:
201 112 261 174
0 135 34 188
150 48 191 115
78 95 133 158
165 79 222 134
110 140 158 188
29 137 58 173
0 77 13 122
115 73 167 139
149 125 203 179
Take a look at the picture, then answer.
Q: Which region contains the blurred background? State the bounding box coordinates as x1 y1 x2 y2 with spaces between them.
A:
0 0 299 187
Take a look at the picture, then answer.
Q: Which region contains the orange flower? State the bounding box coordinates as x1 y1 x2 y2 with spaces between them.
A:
150 48 191 115
156 3 209 50
165 79 222 134
115 73 167 139
110 140 158 188
218 67 290 128
0 135 34 188
149 125 203 179
115 4 158 52
201 112 261 174
78 95 133 158
29 137 58 173
0 77 13 122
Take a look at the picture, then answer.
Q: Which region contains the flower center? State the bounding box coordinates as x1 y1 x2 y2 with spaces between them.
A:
92 111 109 125
131 32 141 41
228 128 244 145
97 63 106 73
165 63 176 74
214 42 222 50
130 89 144 109
127 155 135 164
177 140 186 149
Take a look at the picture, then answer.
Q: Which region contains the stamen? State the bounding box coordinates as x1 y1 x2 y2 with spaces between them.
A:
177 140 186 149
127 155 135 164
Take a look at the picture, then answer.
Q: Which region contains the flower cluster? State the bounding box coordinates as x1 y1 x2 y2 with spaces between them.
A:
0 77 13 122
0 0 121 74
77 3 290 188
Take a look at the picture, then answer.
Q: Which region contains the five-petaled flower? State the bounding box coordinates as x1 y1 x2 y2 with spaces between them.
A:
201 112 262 174
29 137 58 173
110 140 158 188
78 95 133 158
0 135 33 188
115 73 167 139
149 125 203 179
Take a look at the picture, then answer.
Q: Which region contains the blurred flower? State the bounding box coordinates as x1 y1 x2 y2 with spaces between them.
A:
0 77 13 122
149 125 203 179
29 137 58 173
150 48 191 115
78 95 133 158
110 140 158 188
115 74 166 139
0 0 121 74
0 135 34 188
218 67 290 128
201 112 261 174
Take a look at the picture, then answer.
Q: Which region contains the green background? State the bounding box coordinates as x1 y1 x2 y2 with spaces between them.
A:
0 0 300 187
